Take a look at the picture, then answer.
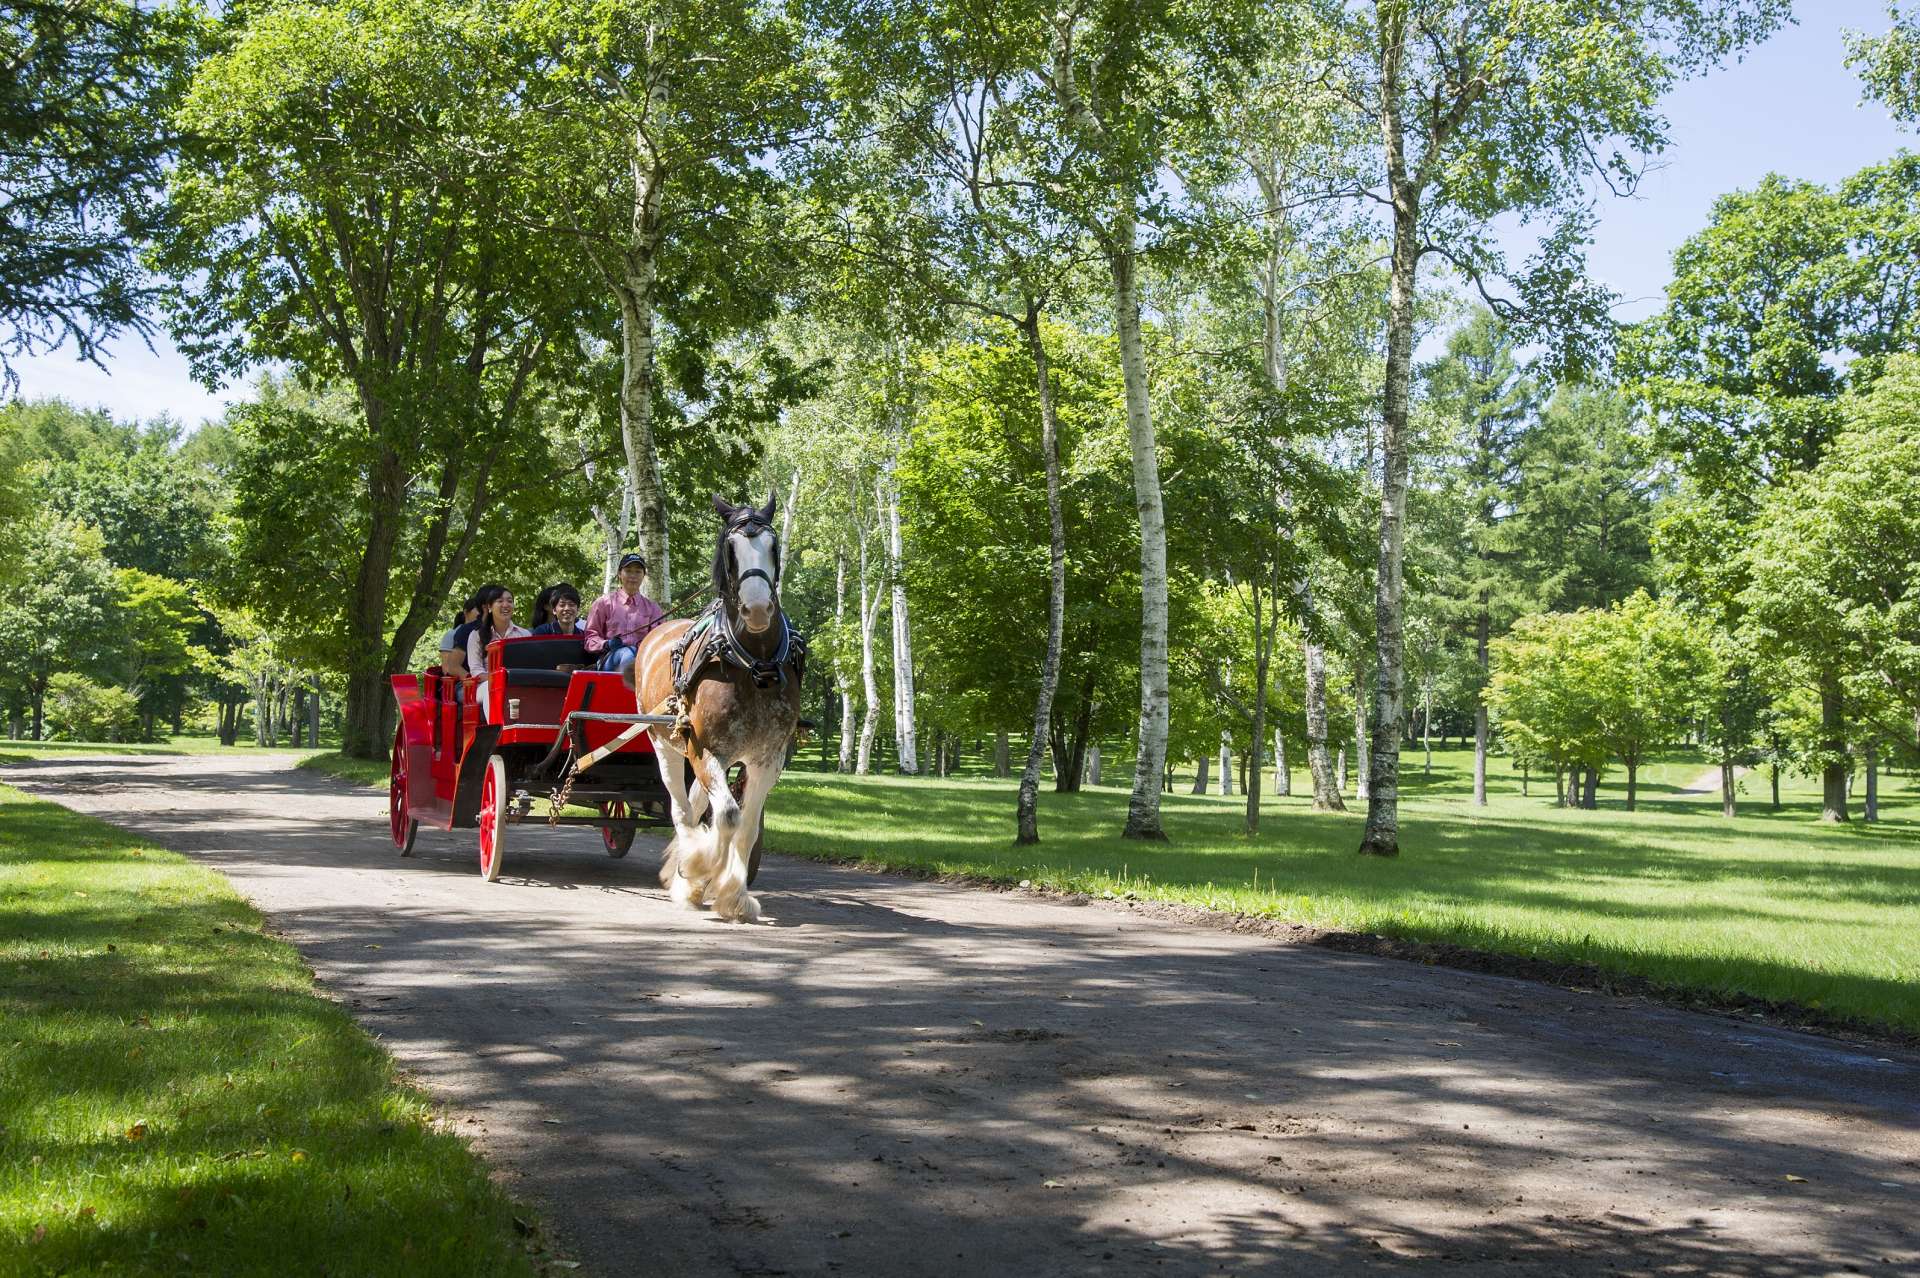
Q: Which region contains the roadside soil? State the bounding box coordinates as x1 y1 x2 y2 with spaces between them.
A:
4 752 1915 1278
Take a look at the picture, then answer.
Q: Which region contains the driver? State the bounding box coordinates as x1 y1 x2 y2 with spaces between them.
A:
584 552 664 676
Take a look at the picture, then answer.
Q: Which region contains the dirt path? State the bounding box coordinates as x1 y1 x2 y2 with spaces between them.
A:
1677 764 1750 795
5 753 1915 1277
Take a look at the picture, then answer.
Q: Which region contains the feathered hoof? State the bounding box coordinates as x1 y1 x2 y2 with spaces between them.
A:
669 873 702 910
715 891 760 924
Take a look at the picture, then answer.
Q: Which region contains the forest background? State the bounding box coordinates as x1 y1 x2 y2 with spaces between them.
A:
7 0 1920 859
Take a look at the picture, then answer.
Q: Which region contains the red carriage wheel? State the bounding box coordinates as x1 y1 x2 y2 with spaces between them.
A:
389 726 417 856
477 754 508 882
600 800 635 859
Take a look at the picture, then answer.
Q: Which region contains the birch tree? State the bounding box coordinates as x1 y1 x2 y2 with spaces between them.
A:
1329 0 1786 856
1040 0 1258 840
500 0 820 600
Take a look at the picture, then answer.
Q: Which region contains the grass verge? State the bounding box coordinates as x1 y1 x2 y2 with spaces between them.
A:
0 784 549 1276
298 751 389 789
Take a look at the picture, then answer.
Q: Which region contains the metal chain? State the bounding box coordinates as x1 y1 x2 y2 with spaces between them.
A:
548 761 580 825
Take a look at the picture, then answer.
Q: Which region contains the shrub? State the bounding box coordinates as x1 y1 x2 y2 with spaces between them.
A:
44 673 140 742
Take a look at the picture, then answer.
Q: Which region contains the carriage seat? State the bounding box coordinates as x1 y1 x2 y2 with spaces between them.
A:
493 635 588 689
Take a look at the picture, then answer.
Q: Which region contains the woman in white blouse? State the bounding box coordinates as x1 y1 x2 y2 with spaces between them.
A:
465 584 530 678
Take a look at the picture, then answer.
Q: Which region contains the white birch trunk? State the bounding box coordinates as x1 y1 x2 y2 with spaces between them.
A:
1087 743 1102 786
1353 673 1371 801
613 131 671 602
1218 733 1234 796
855 535 883 775
836 553 855 773
1273 727 1289 796
881 468 918 773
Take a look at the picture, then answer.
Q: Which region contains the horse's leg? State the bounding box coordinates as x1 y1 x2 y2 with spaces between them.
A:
709 754 779 923
650 734 711 905
697 749 754 920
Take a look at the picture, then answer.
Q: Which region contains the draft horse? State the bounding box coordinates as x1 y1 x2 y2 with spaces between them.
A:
628 493 804 922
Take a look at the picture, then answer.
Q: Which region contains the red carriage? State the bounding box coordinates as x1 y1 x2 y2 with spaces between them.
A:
385 631 760 882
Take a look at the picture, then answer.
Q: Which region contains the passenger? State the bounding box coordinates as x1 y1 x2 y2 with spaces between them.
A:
527 584 555 632
531 582 587 673
438 594 481 679
532 583 585 635
584 552 663 675
465 584 530 679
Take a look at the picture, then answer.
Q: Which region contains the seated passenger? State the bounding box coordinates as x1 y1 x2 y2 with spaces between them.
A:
438 594 481 679
584 553 663 675
531 582 585 635
531 582 587 673
465 584 530 680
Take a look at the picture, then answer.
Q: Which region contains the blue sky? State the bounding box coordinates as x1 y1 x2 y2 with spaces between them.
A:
9 1 1915 427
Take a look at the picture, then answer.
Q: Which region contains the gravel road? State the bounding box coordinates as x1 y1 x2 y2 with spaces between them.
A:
5 752 1916 1277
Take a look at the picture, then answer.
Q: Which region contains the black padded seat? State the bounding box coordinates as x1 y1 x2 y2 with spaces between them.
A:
501 668 572 690
498 635 587 671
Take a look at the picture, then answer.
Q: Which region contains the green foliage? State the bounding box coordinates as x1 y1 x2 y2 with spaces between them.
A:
898 323 1139 738
0 517 118 725
1488 593 1706 792
0 0 203 382
1741 354 1920 736
41 671 138 741
1517 386 1661 612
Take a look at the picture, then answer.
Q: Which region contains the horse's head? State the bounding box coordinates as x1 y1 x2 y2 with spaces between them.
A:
712 491 781 635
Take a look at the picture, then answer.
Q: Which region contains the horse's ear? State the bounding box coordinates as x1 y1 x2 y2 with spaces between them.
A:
712 493 736 520
761 489 777 521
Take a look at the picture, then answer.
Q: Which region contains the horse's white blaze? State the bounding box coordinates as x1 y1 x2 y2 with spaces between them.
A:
731 528 779 632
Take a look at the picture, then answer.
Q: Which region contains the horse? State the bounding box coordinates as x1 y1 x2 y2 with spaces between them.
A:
627 492 803 922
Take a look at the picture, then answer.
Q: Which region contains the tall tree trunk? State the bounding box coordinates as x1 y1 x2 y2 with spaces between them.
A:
1106 221 1171 840
309 678 322 748
342 471 402 758
995 730 1010 778
1626 758 1638 812
1582 768 1598 810
1338 744 1347 793
1473 604 1489 805
835 553 855 774
1303 633 1343 810
1087 743 1102 786
1017 308 1069 844
1361 21 1418 858
1219 732 1234 796
1273 727 1290 798
1865 741 1879 823
1352 661 1371 801
614 156 671 601
1422 687 1434 775
1049 22 1165 839
1720 758 1736 818
1819 675 1848 822
1554 767 1565 807
855 540 883 775
882 466 918 773
1190 756 1209 795
291 688 304 748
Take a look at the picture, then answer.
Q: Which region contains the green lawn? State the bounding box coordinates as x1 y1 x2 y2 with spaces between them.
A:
0 785 548 1276
302 741 1919 1037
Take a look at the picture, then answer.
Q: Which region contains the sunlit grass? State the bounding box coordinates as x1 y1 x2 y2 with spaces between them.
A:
0 785 543 1276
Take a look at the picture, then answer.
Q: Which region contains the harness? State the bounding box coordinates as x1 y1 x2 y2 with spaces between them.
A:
652 516 808 748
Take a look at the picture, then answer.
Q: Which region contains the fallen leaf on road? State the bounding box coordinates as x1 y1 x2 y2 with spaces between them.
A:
1042 1180 1064 1188
364 944 381 950
540 1119 563 1125
1783 1175 1807 1183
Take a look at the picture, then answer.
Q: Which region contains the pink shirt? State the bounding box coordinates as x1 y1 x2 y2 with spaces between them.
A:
584 588 664 654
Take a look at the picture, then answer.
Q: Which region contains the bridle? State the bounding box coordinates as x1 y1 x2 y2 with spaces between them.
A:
715 513 795 689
